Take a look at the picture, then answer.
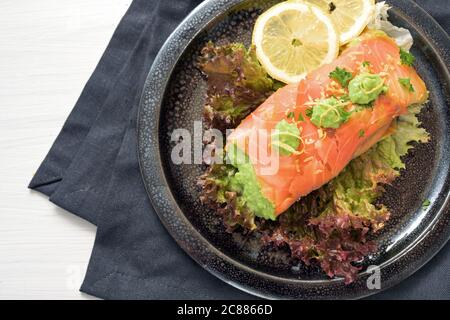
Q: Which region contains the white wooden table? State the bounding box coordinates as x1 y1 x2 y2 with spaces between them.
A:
0 0 132 299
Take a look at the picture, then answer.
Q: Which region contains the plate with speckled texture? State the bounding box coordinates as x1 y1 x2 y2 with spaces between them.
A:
137 0 450 299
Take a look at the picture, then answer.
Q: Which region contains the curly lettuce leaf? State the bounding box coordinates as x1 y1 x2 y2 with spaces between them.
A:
198 163 257 232
199 42 282 130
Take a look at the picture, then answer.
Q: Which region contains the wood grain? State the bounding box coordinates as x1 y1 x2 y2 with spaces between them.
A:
0 0 131 299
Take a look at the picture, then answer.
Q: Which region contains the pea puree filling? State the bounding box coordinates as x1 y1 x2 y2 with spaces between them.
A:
348 73 388 105
226 144 276 220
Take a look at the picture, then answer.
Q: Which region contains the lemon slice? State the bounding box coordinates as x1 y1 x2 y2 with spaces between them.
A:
253 2 339 84
291 0 375 44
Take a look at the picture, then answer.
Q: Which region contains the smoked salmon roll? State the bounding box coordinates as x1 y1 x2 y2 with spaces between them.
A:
226 31 428 219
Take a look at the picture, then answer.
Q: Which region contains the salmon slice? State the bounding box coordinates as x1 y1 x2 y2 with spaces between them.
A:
227 31 428 216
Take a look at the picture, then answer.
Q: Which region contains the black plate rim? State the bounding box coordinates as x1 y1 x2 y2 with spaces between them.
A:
137 0 450 299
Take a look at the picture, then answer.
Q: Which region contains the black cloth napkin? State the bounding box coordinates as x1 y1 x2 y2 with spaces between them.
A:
29 0 450 299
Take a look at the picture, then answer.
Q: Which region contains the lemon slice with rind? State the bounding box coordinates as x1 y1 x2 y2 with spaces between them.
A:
253 2 339 84
291 0 375 44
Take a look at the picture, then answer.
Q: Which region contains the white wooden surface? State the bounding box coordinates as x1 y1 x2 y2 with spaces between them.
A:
0 0 132 299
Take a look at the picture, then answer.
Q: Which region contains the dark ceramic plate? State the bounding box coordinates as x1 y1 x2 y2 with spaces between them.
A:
138 0 450 299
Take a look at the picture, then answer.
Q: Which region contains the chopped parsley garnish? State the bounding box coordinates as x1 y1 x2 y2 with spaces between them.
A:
359 129 365 137
298 113 305 122
340 94 350 102
400 48 415 66
305 108 313 118
399 78 415 92
362 61 371 67
287 111 295 119
422 199 431 210
329 67 353 88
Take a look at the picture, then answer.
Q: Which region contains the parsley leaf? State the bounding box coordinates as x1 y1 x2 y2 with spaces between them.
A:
399 78 415 92
287 111 295 119
359 129 365 137
362 61 371 67
305 108 313 118
298 113 305 122
340 94 350 102
400 48 415 66
422 199 431 210
329 67 353 88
